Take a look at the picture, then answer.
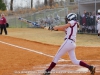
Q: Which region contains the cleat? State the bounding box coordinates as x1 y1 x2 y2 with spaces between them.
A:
89 66 96 75
43 70 50 75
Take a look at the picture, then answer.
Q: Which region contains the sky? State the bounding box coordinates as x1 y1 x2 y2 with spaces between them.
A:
6 0 63 10
7 0 44 10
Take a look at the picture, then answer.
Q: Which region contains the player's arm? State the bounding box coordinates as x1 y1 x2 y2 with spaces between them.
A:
53 23 71 31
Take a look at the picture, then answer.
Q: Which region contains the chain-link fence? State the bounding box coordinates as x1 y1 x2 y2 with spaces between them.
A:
7 7 68 28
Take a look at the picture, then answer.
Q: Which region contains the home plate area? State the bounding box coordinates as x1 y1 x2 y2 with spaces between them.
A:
27 60 100 75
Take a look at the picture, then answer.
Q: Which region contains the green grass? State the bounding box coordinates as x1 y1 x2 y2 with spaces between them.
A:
77 34 100 47
6 28 100 47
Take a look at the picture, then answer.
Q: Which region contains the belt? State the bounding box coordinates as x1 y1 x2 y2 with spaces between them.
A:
65 38 75 42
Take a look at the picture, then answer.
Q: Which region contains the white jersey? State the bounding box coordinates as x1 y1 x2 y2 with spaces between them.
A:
96 15 100 21
97 20 100 33
96 15 100 23
97 19 100 24
64 20 77 42
96 15 100 31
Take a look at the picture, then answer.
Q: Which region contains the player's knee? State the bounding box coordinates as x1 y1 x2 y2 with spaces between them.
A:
71 60 80 65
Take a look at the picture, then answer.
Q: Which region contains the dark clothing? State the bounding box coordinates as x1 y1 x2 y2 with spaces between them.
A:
0 24 7 35
0 16 7 35
82 16 86 25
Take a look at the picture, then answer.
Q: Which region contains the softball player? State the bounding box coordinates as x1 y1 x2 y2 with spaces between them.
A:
0 14 7 35
96 9 100 38
43 13 95 75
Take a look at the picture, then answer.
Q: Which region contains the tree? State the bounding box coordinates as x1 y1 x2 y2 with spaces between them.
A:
36 0 40 8
0 0 6 10
10 0 13 11
70 0 74 2
49 0 54 8
3 0 8 7
60 0 64 6
44 0 48 6
31 0 33 9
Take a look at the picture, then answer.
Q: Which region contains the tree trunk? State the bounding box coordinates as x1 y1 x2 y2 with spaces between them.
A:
10 0 13 11
49 0 54 8
31 0 33 9
44 0 48 6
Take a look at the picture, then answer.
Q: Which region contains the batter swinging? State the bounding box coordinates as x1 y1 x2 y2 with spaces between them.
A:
43 13 96 75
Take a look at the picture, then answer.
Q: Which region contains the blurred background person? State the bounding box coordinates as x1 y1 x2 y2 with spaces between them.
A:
96 9 100 38
0 13 7 35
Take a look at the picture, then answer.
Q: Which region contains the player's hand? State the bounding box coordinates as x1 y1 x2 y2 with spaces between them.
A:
53 26 58 31
51 26 58 31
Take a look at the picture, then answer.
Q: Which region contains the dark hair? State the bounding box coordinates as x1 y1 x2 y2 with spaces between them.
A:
65 16 69 24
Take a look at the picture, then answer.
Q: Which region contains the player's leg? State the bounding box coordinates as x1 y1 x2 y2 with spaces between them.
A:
98 29 100 38
68 49 96 74
43 39 75 75
0 25 3 34
53 40 76 63
98 33 100 37
97 24 100 37
3 25 7 35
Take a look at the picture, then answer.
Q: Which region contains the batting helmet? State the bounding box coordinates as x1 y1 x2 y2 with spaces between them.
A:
67 13 77 21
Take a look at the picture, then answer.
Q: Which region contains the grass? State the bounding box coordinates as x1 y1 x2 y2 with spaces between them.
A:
5 28 100 47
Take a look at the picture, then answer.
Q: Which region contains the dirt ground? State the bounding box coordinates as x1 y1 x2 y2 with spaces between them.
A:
0 35 100 75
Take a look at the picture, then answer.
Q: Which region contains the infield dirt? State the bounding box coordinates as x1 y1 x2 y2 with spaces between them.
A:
0 35 100 75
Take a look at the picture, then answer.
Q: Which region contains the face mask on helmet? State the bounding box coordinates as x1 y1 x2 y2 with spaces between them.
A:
67 13 77 21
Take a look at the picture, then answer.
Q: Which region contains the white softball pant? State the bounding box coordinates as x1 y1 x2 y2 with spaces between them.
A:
53 39 80 65
97 24 100 33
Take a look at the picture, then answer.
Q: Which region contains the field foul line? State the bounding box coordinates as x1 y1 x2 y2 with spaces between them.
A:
0 40 100 62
